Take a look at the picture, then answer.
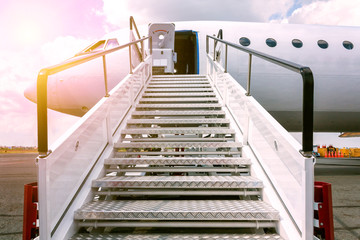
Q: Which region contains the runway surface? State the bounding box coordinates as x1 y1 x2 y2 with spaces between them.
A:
0 153 359 239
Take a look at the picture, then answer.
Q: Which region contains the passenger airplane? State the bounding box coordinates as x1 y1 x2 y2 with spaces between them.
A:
24 21 360 133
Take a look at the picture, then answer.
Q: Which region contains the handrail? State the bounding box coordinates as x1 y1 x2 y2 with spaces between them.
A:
37 36 151 156
130 16 144 64
206 35 314 156
130 16 141 40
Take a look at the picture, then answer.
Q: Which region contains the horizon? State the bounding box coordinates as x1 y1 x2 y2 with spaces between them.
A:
1 0 360 147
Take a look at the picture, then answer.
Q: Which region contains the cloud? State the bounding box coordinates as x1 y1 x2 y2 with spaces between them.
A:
274 0 360 26
41 36 94 64
98 0 294 29
0 36 89 146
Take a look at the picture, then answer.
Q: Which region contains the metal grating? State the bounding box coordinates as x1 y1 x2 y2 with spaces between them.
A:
93 175 263 189
74 200 279 221
104 157 251 166
70 233 283 240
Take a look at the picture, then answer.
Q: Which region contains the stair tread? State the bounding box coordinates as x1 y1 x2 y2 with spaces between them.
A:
74 200 279 220
147 84 212 88
115 141 242 149
149 81 209 84
127 119 229 124
70 233 283 239
122 137 234 142
145 88 214 92
93 175 263 188
105 157 251 165
121 127 235 134
114 151 242 156
142 92 216 96
135 103 222 108
132 110 225 116
139 97 218 102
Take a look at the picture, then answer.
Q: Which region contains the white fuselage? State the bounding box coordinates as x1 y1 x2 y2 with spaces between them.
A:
25 21 360 132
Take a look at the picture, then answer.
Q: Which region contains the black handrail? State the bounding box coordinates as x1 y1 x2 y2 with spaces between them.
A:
207 35 314 156
37 36 151 156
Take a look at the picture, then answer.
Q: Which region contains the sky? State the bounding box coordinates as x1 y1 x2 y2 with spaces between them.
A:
1 0 360 147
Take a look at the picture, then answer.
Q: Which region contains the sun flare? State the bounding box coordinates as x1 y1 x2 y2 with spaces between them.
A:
16 21 43 47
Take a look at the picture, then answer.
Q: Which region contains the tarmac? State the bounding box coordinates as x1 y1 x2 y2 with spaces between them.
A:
0 153 359 240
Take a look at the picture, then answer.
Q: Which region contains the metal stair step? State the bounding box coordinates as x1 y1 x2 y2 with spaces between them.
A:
121 127 235 135
93 176 263 189
127 118 229 125
104 157 251 166
114 151 242 157
70 233 283 240
131 110 225 117
142 92 216 97
135 103 222 109
115 142 242 149
122 137 234 142
145 88 214 92
147 84 212 88
139 97 219 103
152 75 207 80
106 166 248 174
149 81 209 84
74 200 279 221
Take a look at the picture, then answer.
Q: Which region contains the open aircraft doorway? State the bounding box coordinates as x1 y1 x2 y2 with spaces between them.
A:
174 30 199 74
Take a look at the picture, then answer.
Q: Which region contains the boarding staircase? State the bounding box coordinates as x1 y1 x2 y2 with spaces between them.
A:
33 18 315 240
70 75 281 239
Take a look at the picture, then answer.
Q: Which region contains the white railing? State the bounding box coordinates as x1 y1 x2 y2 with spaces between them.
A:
207 56 314 240
37 56 152 239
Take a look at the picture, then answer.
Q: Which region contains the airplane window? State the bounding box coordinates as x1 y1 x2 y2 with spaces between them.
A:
292 39 303 48
343 41 354 50
266 38 277 47
85 40 106 52
239 37 251 46
105 39 119 49
317 40 328 49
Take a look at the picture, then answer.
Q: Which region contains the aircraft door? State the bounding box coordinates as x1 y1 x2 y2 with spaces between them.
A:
149 23 176 74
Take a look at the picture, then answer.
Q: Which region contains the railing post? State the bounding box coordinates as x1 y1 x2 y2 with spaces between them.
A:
300 67 314 156
37 71 49 155
129 45 133 74
141 40 145 62
206 36 209 54
246 54 252 96
149 37 153 55
105 106 113 146
37 155 50 240
213 35 216 61
102 56 110 97
303 157 314 240
224 44 228 73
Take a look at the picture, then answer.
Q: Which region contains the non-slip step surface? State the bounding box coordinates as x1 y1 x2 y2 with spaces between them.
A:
135 103 222 109
149 81 209 84
121 127 235 135
127 118 229 124
74 200 279 221
93 176 263 189
121 137 234 142
139 97 219 103
70 233 283 240
145 88 214 92
131 110 225 116
104 157 251 166
142 92 216 97
115 142 242 149
114 151 242 157
147 84 212 88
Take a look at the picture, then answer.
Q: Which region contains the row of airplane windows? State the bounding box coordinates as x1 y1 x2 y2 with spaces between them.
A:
239 37 354 50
